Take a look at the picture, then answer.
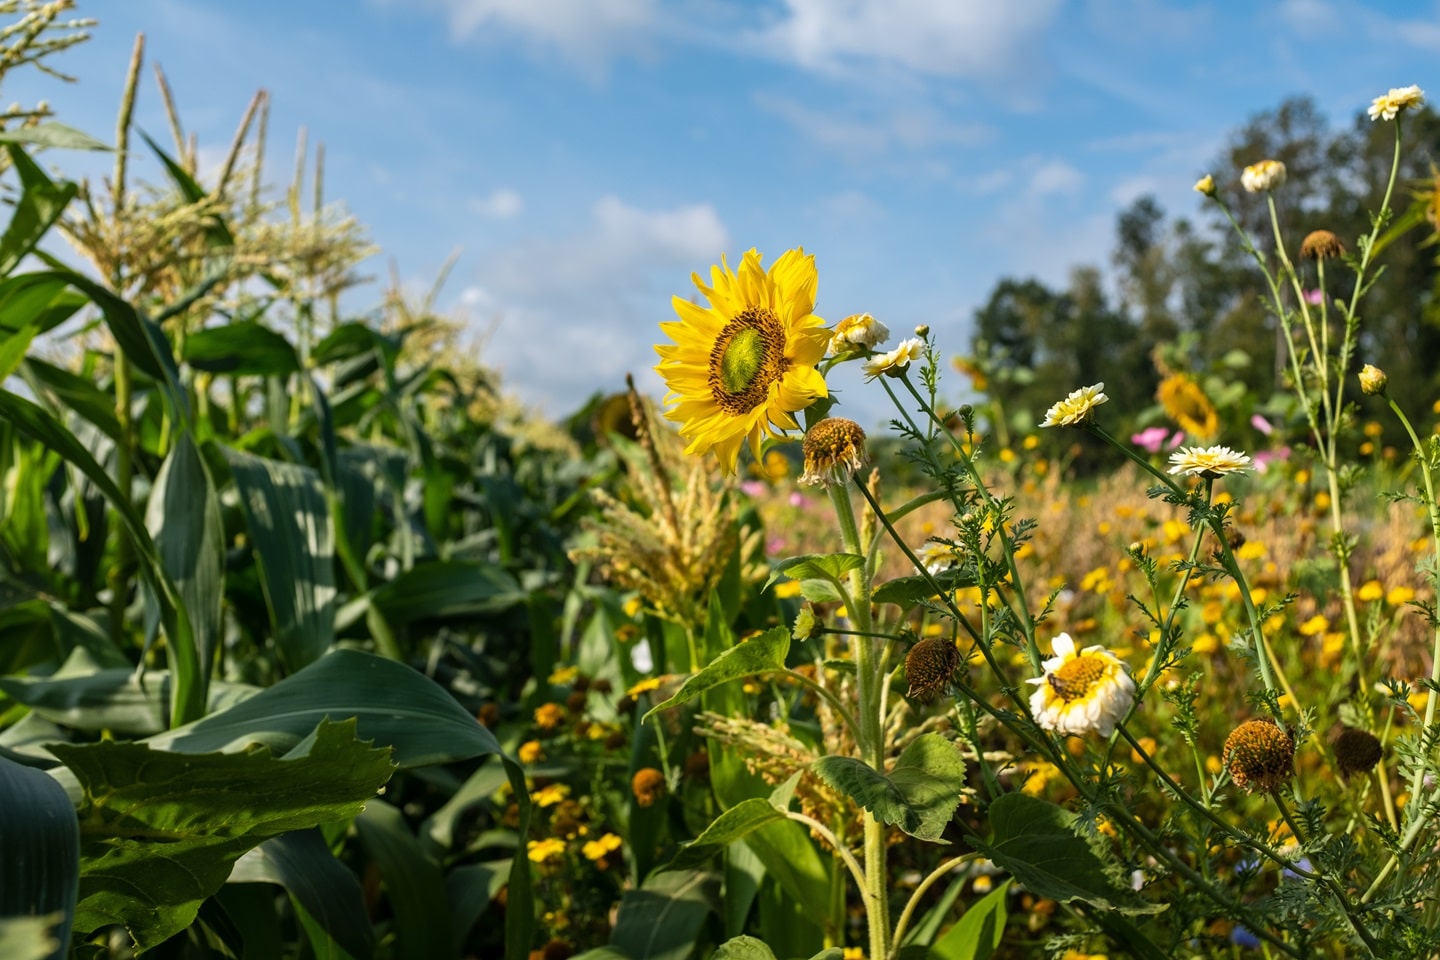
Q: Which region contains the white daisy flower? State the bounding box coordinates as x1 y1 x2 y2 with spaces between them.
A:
1167 445 1252 478
862 337 925 379
829 313 891 354
1039 383 1108 428
1027 633 1136 737
1240 160 1285 193
1368 85 1424 122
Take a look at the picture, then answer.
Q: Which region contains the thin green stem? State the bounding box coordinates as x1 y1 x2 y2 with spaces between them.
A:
889 854 973 954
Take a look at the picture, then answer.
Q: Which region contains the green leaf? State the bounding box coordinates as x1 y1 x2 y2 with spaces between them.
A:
445 860 509 956
148 433 225 680
139 131 234 248
0 122 110 151
872 568 977 609
0 755 78 958
811 734 966 842
609 869 719 960
668 797 786 871
713 936 777 960
184 321 301 376
355 801 449 960
145 648 504 768
56 718 395 951
228 829 374 960
22 357 122 440
225 448 336 671
0 388 202 725
975 793 1164 915
929 879 1009 960
0 663 256 736
643 626 790 721
765 553 865 591
0 144 77 278
368 560 524 625
0 275 88 338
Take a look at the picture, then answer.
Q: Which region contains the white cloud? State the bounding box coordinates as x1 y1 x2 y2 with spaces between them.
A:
755 92 991 153
465 196 730 413
398 0 657 73
1028 160 1084 197
753 0 1062 78
471 188 524 218
1277 0 1342 35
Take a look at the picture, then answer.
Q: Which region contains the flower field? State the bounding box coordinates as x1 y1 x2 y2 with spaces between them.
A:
6 4 1440 959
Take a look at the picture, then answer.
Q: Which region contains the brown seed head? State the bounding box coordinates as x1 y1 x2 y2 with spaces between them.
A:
1224 719 1295 793
1300 229 1345 260
1331 726 1383 780
800 418 868 486
905 636 961 702
632 767 667 807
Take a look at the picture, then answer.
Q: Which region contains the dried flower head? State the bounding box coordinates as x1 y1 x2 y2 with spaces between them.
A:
1300 229 1345 260
905 636 961 702
1026 633 1135 737
829 312 890 354
1194 174 1216 197
1040 383 1108 428
1368 84 1425 122
632 767 667 807
1331 726 1383 780
1167 445 1252 478
799 417 868 486
1241 160 1286 193
1224 719 1294 793
1358 364 1388 396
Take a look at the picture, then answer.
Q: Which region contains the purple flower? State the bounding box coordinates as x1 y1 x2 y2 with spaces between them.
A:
788 492 811 508
1304 288 1324 305
1251 414 1273 436
740 480 766 498
1231 925 1261 949
1131 426 1171 453
1252 447 1291 473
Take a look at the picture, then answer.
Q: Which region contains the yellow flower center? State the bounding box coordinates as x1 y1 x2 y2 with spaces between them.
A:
1048 654 1106 701
709 307 787 414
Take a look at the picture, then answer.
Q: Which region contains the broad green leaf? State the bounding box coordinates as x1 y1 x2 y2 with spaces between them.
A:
0 388 202 724
229 829 374 960
0 322 36 381
0 275 87 338
975 793 1164 915
0 916 63 960
213 884 288 960
355 801 449 960
903 869 966 947
145 648 504 768
644 626 790 720
713 936 777 960
0 664 257 736
765 553 864 591
0 122 109 151
226 448 336 670
930 880 1009 960
872 568 977 609
0 755 78 958
421 759 509 855
368 559 524 626
56 718 395 951
811 734 966 842
183 321 300 376
722 842 763 939
445 860 509 956
668 797 786 871
609 869 719 960
22 357 122 440
148 433 225 680
0 144 77 278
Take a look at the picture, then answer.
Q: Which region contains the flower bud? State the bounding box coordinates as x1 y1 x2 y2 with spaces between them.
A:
1194 174 1216 197
1358 364 1388 396
914 324 930 338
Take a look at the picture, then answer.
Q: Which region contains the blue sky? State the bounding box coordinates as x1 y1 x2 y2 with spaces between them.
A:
12 0 1440 425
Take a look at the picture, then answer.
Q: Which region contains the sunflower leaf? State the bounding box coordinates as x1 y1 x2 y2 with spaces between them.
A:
643 627 790 721
810 734 965 842
764 553 865 592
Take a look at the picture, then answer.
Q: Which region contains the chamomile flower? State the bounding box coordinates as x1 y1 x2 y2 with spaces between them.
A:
1368 85 1424 122
1167 445 1252 478
861 337 925 379
1027 633 1135 737
1241 159 1286 193
1040 383 1108 428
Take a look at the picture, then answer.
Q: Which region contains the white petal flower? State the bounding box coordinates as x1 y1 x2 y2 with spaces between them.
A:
829 313 891 354
1167 445 1252 477
1026 633 1136 737
862 337 925 379
1039 383 1107 427
1240 160 1286 193
1368 85 1424 122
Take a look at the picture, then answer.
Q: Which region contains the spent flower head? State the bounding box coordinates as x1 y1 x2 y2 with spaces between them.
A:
861 336 925 379
1368 84 1424 122
1300 229 1345 260
1241 159 1286 193
1040 383 1108 428
905 636 960 703
829 312 890 354
1168 445 1252 478
1224 719 1294 793
799 417 868 486
1026 633 1135 737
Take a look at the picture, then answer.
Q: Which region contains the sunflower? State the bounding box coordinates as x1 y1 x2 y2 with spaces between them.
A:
1156 373 1218 439
655 248 830 472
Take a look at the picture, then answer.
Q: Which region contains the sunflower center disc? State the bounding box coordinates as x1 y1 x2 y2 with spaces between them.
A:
1049 655 1105 701
719 327 765 394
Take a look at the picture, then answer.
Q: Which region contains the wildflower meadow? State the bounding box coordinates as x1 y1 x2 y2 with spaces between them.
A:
6 4 1440 959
